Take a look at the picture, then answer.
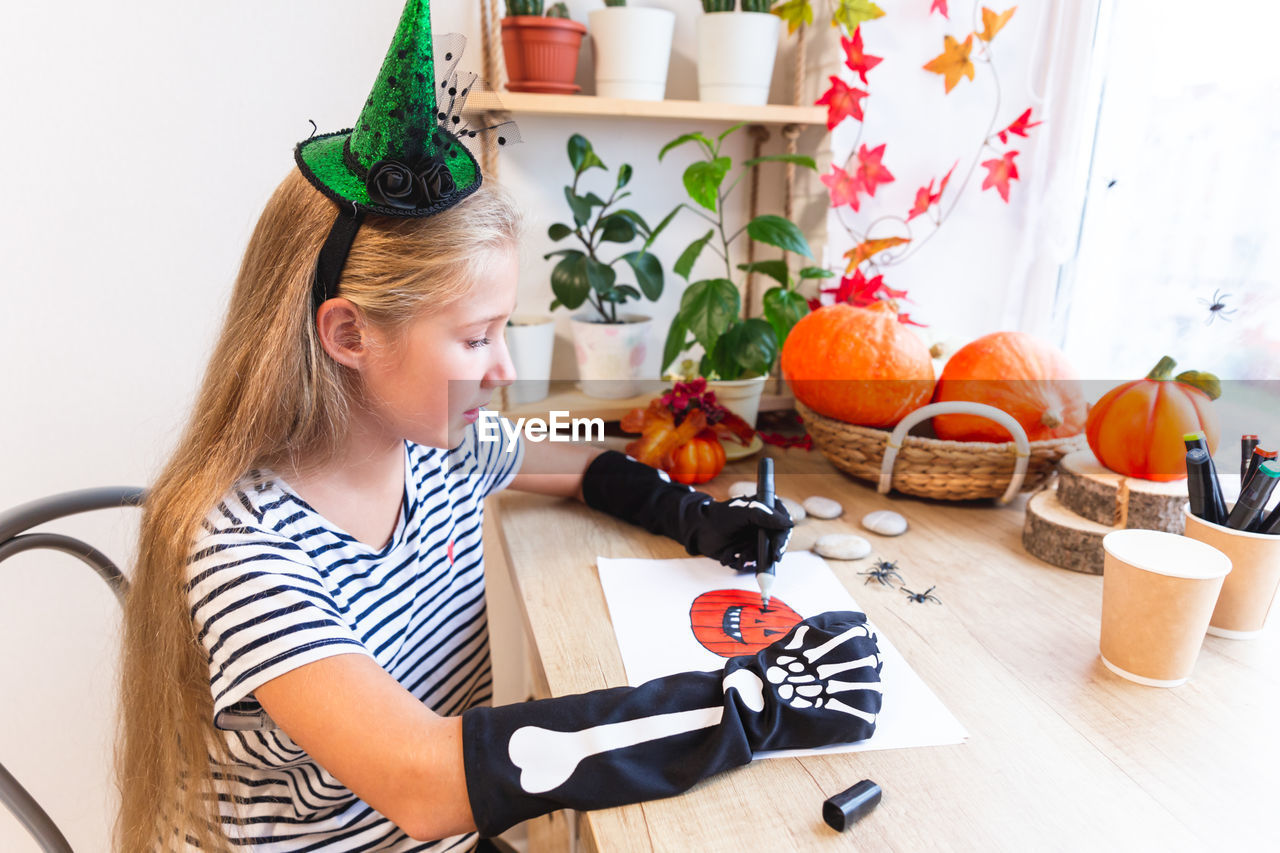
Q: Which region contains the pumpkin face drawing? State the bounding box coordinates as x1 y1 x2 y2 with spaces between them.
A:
690 589 803 657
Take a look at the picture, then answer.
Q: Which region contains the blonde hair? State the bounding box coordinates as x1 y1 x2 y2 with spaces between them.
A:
116 169 521 851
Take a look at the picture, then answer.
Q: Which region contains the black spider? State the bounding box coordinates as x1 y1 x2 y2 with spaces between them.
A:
902 585 941 605
1198 288 1237 325
859 558 904 587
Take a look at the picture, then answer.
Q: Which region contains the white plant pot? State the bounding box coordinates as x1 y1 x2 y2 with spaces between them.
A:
505 314 555 405
706 374 769 428
571 313 652 399
696 12 781 106
589 7 676 101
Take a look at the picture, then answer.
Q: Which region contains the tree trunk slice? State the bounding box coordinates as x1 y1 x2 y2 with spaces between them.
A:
1057 449 1188 533
1022 486 1113 575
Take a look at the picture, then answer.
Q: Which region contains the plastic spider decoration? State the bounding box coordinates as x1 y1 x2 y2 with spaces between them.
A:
859 558 904 587
1198 288 1237 325
901 585 942 605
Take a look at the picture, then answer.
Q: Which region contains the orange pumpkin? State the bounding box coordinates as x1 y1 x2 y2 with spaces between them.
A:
668 430 727 484
1086 357 1219 481
932 331 1086 442
781 302 935 428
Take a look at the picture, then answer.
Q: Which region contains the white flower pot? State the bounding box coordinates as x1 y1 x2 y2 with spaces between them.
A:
505 314 555 405
696 12 781 106
571 313 652 399
707 374 768 427
589 7 676 101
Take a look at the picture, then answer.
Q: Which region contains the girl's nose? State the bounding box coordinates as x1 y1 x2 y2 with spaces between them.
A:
487 336 517 388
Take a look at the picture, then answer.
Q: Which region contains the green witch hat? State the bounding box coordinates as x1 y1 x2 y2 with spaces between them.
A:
296 0 518 305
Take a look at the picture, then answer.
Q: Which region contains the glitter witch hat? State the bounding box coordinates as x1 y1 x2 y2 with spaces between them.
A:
295 0 519 308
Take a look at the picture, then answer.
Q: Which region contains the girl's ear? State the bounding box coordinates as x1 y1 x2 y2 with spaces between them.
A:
315 298 371 370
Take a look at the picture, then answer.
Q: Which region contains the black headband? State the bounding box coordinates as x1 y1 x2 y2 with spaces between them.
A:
311 207 367 312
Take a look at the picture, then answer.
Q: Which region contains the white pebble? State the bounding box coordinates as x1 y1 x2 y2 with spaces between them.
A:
814 534 872 560
728 480 756 498
862 510 908 536
780 497 807 522
802 496 843 519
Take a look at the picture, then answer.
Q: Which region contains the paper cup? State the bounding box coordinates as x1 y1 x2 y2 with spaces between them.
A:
1183 508 1280 638
1099 529 1231 687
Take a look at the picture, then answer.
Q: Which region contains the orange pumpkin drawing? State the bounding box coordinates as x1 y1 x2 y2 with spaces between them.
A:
690 589 803 657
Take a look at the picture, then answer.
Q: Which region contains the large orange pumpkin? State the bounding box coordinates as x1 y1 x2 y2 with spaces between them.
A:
781 302 935 428
668 430 726 484
1086 357 1219 481
932 331 1086 442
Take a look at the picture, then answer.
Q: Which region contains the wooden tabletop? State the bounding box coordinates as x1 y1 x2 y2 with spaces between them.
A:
490 444 1280 851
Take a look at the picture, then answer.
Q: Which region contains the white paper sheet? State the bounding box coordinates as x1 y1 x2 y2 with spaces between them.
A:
597 550 968 757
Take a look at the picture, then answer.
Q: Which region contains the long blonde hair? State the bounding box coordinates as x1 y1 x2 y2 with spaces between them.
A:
116 169 521 851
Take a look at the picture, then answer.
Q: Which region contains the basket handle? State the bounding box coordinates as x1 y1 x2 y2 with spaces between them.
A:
877 401 1031 504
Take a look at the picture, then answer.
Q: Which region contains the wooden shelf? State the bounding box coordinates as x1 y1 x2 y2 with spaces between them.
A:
469 91 827 127
497 380 796 423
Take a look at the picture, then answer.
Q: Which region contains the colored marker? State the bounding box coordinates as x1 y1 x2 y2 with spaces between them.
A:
1242 435 1259 483
1226 460 1280 531
1182 433 1228 526
755 456 776 609
1185 448 1213 522
1240 446 1276 493
1258 500 1280 535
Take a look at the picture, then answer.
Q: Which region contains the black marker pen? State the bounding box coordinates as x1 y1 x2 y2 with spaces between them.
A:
1186 448 1213 522
1226 461 1280 531
1241 447 1276 493
1242 435 1259 483
1183 432 1227 525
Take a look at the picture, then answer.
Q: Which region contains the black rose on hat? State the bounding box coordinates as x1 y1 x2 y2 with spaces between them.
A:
366 159 420 209
418 157 456 202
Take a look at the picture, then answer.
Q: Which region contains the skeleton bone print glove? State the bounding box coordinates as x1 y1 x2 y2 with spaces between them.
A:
581 450 793 571
462 611 882 837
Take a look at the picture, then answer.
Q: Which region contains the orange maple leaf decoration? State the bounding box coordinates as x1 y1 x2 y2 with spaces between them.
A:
997 107 1041 143
979 6 1017 42
842 236 910 273
907 162 957 221
854 143 895 197
931 0 950 17
815 76 869 130
924 34 975 94
821 163 864 211
840 28 883 84
981 150 1020 202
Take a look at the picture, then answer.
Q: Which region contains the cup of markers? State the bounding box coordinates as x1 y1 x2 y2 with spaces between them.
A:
1183 432 1280 638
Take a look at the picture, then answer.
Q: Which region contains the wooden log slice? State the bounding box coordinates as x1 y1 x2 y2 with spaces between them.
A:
1057 449 1188 533
1022 486 1113 575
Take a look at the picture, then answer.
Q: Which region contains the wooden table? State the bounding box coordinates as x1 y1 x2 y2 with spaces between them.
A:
491 444 1280 851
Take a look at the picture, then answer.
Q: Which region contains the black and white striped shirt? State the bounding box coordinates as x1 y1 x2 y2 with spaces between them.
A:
186 420 523 851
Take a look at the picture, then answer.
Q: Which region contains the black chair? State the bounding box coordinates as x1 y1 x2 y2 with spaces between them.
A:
0 487 145 853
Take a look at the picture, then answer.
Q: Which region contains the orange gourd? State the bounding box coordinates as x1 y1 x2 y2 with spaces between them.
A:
1086 356 1220 481
668 430 727 484
781 302 935 428
932 331 1086 442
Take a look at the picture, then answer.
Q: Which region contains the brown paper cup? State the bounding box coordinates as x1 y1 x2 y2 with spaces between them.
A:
1184 508 1280 638
1099 529 1231 687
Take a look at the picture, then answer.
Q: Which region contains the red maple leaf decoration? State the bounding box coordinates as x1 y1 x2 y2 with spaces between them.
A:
854 143 895 197
908 181 936 221
930 0 950 17
824 267 887 306
815 76 869 130
981 150 1020 202
897 312 928 327
840 28 883 84
997 107 1042 143
820 163 864 211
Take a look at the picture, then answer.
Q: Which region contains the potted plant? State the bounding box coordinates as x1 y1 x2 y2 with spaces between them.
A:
697 1 782 105
588 1 677 101
546 133 677 398
659 124 832 425
504 314 556 405
501 2 588 94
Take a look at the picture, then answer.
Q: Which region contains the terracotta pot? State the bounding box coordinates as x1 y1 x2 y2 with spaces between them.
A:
501 16 587 94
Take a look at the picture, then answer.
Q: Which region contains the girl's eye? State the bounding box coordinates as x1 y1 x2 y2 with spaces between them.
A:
466 337 491 350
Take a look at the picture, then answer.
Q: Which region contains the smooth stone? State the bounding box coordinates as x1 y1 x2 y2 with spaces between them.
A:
803 495 843 519
728 480 756 499
780 496 807 522
814 534 872 560
862 510 908 536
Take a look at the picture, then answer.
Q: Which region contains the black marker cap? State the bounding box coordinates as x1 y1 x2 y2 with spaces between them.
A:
823 779 882 832
1186 448 1211 521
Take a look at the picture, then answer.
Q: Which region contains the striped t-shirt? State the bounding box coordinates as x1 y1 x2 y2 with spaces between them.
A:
186 419 523 851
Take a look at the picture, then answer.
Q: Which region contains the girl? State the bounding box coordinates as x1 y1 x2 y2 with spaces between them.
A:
116 3 883 850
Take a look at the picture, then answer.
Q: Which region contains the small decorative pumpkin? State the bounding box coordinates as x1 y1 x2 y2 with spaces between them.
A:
668 430 727 485
689 589 803 657
781 302 936 428
931 331 1086 442
1085 356 1221 482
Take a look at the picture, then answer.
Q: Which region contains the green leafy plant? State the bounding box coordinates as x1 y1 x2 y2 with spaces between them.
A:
604 0 628 7
660 124 832 380
546 134 677 323
702 1 736 11
740 0 773 11
545 2 569 16
505 0 543 15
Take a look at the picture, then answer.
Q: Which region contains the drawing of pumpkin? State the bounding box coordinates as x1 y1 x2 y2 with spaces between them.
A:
690 589 803 657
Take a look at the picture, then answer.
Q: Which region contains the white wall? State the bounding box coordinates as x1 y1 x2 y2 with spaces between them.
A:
0 2 1059 849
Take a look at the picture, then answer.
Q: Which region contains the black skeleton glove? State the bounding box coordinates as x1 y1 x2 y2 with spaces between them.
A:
462 611 882 837
581 450 794 571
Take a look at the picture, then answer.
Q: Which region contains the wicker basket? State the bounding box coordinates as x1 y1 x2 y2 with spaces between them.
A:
797 400 1086 502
